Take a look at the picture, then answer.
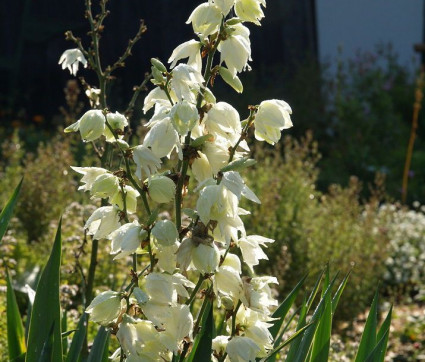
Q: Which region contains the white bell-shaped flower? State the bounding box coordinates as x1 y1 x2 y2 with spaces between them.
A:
204 102 241 145
103 112 128 142
192 151 213 182
143 87 172 113
70 166 108 192
170 100 199 136
148 175 176 204
168 40 202 71
85 206 121 240
238 235 274 269
58 48 87 76
186 2 222 38
108 220 147 259
221 171 260 203
254 99 293 145
109 185 139 214
117 315 166 360
143 119 180 159
132 145 162 180
213 0 235 15
65 109 106 142
90 173 120 199
86 291 123 326
152 220 179 247
234 0 266 25
218 24 251 77
159 304 194 353
241 276 278 313
192 241 220 274
170 64 204 102
226 336 260 362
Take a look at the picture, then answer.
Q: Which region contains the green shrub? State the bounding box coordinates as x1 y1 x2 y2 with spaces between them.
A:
245 133 390 321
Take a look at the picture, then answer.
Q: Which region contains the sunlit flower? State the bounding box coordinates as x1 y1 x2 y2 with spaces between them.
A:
235 0 266 25
254 99 292 145
58 48 87 76
86 291 123 326
186 3 222 38
169 40 202 71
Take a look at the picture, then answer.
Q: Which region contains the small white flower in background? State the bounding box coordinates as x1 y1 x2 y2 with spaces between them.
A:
226 336 260 362
70 166 108 192
85 206 121 240
65 109 105 142
254 99 293 145
132 145 162 180
86 291 123 326
109 220 147 259
85 87 101 107
218 23 251 77
186 2 222 39
58 48 87 76
148 175 176 204
235 0 266 25
103 111 128 142
169 40 202 71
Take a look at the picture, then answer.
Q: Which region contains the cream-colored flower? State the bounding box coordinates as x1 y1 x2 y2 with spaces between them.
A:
226 336 260 362
85 206 121 240
58 48 87 76
132 145 162 180
70 166 108 192
254 99 293 145
235 0 266 25
148 175 176 204
168 40 202 71
186 3 222 38
218 24 251 77
86 291 123 326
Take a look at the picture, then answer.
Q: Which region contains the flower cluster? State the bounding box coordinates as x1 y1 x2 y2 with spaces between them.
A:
61 0 293 360
378 204 425 301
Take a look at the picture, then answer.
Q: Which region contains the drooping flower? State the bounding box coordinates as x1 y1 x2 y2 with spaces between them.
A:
226 336 260 362
170 100 199 136
58 48 87 76
238 235 274 269
148 175 176 204
132 145 162 180
151 220 179 247
108 221 147 259
85 206 121 240
103 111 128 142
86 291 123 326
218 23 251 77
70 166 108 192
234 0 266 25
254 99 293 145
204 102 241 145
168 40 202 71
65 109 105 142
186 3 222 39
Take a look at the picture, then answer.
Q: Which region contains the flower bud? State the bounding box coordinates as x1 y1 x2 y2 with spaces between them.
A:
90 173 119 199
86 291 122 326
152 220 179 246
219 66 243 93
78 109 106 142
148 176 176 204
151 58 167 73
